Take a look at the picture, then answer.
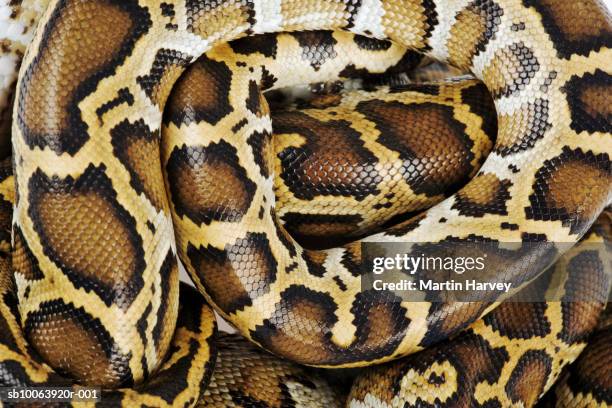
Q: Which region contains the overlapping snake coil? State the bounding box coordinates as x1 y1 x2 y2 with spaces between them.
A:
0 0 610 407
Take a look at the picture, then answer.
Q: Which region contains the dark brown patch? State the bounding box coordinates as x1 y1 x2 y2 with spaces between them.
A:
349 290 411 361
505 349 552 406
17 0 151 155
352 34 392 50
563 323 612 405
274 111 380 201
111 119 167 211
501 222 519 230
333 276 347 291
301 250 328 277
12 226 43 281
270 208 298 259
251 286 409 365
563 69 611 134
558 250 608 344
251 286 337 363
460 82 498 142
447 0 503 69
165 56 234 127
187 233 277 314
357 100 476 197
229 33 278 58
385 212 426 237
342 243 364 277
261 66 278 90
166 141 256 225
353 331 508 407
151 251 179 352
95 87 134 124
280 212 363 247
525 147 611 235
421 302 490 347
202 334 327 408
496 98 551 156
418 332 508 407
245 79 267 117
24 300 133 387
482 42 539 98
523 0 612 59
27 165 145 308
247 130 272 178
453 173 512 217
137 48 191 106
293 31 337 71
483 303 551 339
134 284 215 404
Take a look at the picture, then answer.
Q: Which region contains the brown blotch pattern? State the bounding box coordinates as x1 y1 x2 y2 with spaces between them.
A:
385 212 426 237
351 332 508 407
482 42 539 98
563 69 611 134
111 119 167 211
301 250 328 277
200 334 341 407
229 33 279 58
27 165 145 309
137 48 191 106
561 319 612 405
421 302 490 347
447 0 503 69
245 79 268 117
252 286 409 366
247 130 273 178
133 283 216 403
187 232 277 314
165 56 234 127
496 98 551 156
281 213 364 248
349 290 411 360
453 173 512 217
483 303 551 339
275 111 380 201
18 0 151 155
293 31 338 71
358 100 476 197
341 242 364 277
151 251 179 353
166 141 256 225
558 250 608 344
505 349 552 406
353 34 392 51
523 0 612 59
251 285 338 365
526 147 611 235
12 226 43 281
460 82 498 142
24 300 133 387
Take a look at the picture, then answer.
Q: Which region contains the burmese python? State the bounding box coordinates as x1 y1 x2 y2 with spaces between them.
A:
0 0 611 406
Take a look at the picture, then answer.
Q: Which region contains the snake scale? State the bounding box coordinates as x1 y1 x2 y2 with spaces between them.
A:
0 0 610 406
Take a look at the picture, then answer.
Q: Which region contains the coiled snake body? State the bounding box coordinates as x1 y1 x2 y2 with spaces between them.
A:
0 0 610 406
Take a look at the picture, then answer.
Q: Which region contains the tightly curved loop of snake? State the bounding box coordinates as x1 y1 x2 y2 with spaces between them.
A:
0 0 610 406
